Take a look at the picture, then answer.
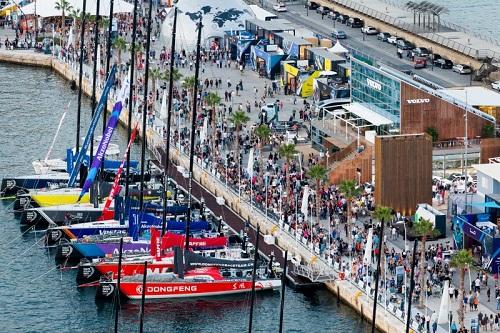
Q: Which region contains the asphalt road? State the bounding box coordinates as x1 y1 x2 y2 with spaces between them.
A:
255 1 475 88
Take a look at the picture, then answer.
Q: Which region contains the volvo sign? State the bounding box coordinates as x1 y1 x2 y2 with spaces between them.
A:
366 78 382 91
406 98 430 104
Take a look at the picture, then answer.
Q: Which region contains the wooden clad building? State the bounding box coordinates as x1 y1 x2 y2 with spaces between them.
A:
480 138 500 163
375 134 432 215
400 82 490 139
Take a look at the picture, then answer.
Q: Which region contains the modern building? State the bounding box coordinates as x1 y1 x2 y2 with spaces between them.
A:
349 57 496 140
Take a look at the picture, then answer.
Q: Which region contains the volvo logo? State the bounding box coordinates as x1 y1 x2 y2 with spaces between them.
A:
26 211 37 222
406 98 430 104
83 266 95 278
61 245 73 257
102 284 115 297
366 78 382 91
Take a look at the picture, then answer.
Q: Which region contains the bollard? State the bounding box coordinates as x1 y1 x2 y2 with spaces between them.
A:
337 285 340 305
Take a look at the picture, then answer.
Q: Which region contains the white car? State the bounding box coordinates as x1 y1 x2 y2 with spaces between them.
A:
452 64 472 75
492 81 500 91
387 35 403 45
273 3 287 12
361 26 378 35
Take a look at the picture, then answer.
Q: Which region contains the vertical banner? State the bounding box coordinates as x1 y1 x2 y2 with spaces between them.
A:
68 65 117 187
77 74 129 201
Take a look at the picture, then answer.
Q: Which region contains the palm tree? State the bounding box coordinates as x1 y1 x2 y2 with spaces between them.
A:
450 249 474 330
112 37 127 66
338 179 362 241
413 218 440 308
254 124 271 178
182 75 198 124
373 206 393 279
149 67 163 111
162 67 183 82
370 205 393 333
205 92 222 153
54 0 73 43
228 111 250 186
69 8 81 30
308 164 328 225
278 143 298 202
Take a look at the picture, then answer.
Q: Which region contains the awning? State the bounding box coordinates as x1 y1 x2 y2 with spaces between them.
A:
19 0 134 17
468 201 500 209
342 103 394 127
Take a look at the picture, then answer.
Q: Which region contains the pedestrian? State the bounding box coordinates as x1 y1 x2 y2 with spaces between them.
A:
227 79 231 88
487 287 491 302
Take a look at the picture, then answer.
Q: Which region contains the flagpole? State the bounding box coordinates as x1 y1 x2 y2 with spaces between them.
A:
139 0 153 211
185 18 203 251
161 5 177 236
125 0 139 199
76 0 87 157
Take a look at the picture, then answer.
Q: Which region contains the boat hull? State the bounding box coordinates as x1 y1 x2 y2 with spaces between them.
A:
97 279 281 300
0 175 68 197
20 206 105 228
55 241 150 264
76 259 173 286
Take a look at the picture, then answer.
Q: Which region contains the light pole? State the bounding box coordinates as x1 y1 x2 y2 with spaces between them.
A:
464 91 469 213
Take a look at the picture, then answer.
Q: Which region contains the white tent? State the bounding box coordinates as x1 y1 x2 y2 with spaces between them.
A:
328 41 349 54
20 0 133 17
160 0 255 50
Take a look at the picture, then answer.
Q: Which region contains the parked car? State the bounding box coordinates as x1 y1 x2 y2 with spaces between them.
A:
387 35 403 45
452 64 472 74
377 32 391 41
273 2 287 12
332 29 347 39
396 39 414 50
433 58 453 69
429 53 441 62
307 1 320 10
347 17 363 28
337 14 350 24
327 11 339 20
413 57 427 69
411 47 430 57
361 26 378 35
316 6 330 15
492 81 500 91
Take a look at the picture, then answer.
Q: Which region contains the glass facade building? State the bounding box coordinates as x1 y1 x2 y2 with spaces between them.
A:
350 58 402 130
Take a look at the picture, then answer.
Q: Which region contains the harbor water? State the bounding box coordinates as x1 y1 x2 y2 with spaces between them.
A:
394 0 500 37
0 63 380 332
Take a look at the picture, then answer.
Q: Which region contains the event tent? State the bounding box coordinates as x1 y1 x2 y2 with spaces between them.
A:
19 0 133 17
328 41 349 54
160 0 255 50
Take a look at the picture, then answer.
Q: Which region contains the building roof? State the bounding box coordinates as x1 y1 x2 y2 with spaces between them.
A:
245 19 287 32
308 47 346 62
438 87 500 107
473 163 500 182
248 5 278 21
343 103 394 127
275 32 313 46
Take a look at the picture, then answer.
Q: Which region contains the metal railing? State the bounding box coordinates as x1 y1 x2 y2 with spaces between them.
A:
327 0 500 61
375 0 500 47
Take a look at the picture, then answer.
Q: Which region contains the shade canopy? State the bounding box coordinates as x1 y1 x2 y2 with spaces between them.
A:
19 0 133 17
328 41 349 54
343 103 394 127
